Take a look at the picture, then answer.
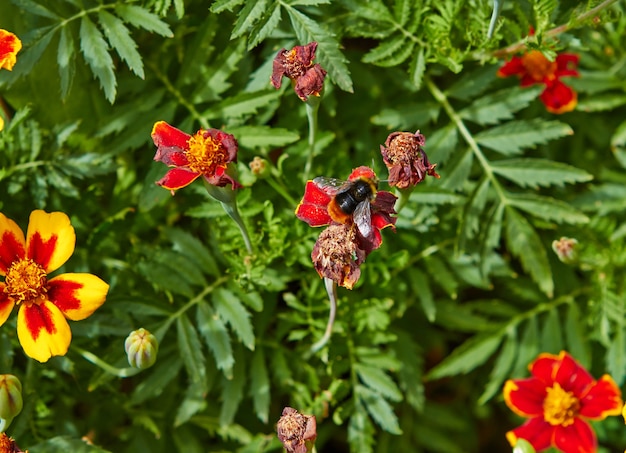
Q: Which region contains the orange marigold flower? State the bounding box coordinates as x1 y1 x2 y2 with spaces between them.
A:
151 121 241 193
0 29 22 71
503 351 623 453
271 42 327 102
497 50 579 114
0 211 109 362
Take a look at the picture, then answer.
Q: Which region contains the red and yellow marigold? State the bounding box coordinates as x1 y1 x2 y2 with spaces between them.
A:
0 29 21 72
0 210 109 362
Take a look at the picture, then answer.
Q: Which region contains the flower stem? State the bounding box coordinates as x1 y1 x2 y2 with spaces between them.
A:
309 277 338 354
73 345 142 378
394 187 414 215
303 96 321 181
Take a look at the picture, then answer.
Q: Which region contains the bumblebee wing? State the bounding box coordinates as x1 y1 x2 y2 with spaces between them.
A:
313 176 348 195
353 201 372 238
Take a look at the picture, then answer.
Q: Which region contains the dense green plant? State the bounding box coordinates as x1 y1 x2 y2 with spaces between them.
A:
1 0 626 452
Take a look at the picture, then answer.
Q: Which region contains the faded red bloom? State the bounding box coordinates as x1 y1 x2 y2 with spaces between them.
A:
0 29 21 71
271 42 327 101
151 121 240 193
503 351 622 453
295 166 397 252
380 130 440 189
497 50 579 114
276 407 317 453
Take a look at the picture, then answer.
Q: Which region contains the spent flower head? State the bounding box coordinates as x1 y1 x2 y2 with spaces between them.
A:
380 130 440 189
271 42 327 102
0 433 27 453
276 407 317 453
0 211 109 362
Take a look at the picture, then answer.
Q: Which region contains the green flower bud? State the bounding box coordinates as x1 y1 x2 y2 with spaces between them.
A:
552 237 579 264
249 156 270 178
125 328 159 369
0 374 23 430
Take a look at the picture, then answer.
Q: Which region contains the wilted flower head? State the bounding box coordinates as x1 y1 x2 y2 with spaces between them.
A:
0 210 109 362
380 130 440 189
151 121 241 193
552 237 579 264
0 29 22 72
271 42 327 101
503 351 622 453
276 407 317 453
497 50 579 114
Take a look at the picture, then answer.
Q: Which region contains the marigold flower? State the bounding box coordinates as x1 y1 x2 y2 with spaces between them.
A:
380 130 440 189
276 407 317 453
552 237 579 264
271 42 327 101
0 374 22 425
151 121 241 193
0 432 27 453
497 50 579 114
125 328 159 369
503 351 622 453
0 210 109 362
0 29 22 72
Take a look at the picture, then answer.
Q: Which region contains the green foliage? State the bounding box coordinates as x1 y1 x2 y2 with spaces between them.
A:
1 0 626 452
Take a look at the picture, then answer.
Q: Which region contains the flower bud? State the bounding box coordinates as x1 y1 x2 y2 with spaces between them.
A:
276 407 317 453
551 237 579 264
0 374 23 423
249 156 270 178
125 328 159 369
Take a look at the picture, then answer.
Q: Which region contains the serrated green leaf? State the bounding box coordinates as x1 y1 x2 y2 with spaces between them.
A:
362 36 414 67
426 332 503 380
441 148 473 191
175 381 207 427
577 93 626 112
505 207 553 296
231 0 269 38
565 304 590 368
203 90 281 120
115 5 173 37
177 314 207 385
409 47 426 89
98 10 144 78
459 176 491 248
512 317 539 376
371 102 440 130
165 227 219 276
226 125 300 148
460 86 542 126
9 26 56 81
475 119 573 155
478 328 517 404
354 364 403 402
79 16 116 102
348 405 376 453
491 158 593 189
57 26 75 100
28 436 111 453
410 187 463 205
427 123 458 164
343 0 393 22
250 349 270 423
210 0 245 13
507 193 589 224
410 272 435 322
358 385 402 435
131 353 183 404
9 0 59 19
286 6 353 93
156 250 207 287
393 0 412 25
540 309 563 354
607 327 626 385
446 64 497 101
248 3 282 49
213 288 255 350
197 302 234 378
219 350 246 425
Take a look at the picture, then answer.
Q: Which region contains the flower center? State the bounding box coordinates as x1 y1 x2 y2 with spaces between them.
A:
185 132 228 175
522 50 558 82
283 49 308 79
4 258 48 306
543 383 580 426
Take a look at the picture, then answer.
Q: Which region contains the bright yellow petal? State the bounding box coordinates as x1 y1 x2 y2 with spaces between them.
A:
0 283 15 326
0 115 4 131
17 301 71 363
48 273 109 321
25 210 75 273
0 212 26 276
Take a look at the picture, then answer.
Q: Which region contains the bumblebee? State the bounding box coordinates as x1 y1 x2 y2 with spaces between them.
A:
313 175 378 238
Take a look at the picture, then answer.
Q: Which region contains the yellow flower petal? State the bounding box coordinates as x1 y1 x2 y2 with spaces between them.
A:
0 283 15 326
48 273 109 321
0 115 4 132
17 300 71 362
0 212 26 277
26 210 75 273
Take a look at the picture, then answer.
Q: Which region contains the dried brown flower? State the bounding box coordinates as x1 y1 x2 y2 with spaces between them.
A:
380 130 440 189
271 42 327 101
276 407 317 453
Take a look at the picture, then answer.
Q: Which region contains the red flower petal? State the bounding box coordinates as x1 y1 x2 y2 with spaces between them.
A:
530 352 562 384
505 417 553 452
579 374 623 419
553 418 596 453
153 146 189 167
555 53 580 78
157 168 201 191
0 212 26 275
295 180 333 226
503 378 547 417
550 351 594 396
497 56 525 78
540 80 577 114
0 29 22 71
151 121 191 149
349 166 377 181
0 283 14 327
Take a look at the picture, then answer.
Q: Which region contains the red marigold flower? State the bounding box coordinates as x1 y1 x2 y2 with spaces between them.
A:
271 42 327 101
276 407 317 453
151 121 241 193
0 29 22 72
497 50 579 114
503 351 623 453
0 210 109 362
380 130 440 189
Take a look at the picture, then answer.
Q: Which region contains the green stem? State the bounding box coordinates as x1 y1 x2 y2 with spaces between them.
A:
266 174 299 207
394 187 414 215
73 345 142 378
303 96 321 181
309 277 338 354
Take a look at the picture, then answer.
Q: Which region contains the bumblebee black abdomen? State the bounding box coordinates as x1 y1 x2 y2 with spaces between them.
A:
334 190 359 215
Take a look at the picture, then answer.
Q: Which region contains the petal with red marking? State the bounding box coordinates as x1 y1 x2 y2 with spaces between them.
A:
48 273 109 321
553 418 596 453
579 374 623 419
0 283 14 327
154 146 189 167
552 351 594 396
26 210 75 273
151 121 191 149
505 417 553 452
540 80 577 114
503 378 547 417
157 168 201 191
497 57 525 78
0 212 26 275
0 29 22 71
17 300 71 362
348 166 376 181
295 204 332 227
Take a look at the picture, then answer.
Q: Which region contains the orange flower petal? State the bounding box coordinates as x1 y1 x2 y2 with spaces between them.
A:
503 378 546 417
0 212 26 276
505 417 553 451
553 418 596 453
0 29 22 71
47 273 109 321
0 283 15 327
151 121 191 150
25 210 75 273
156 167 201 191
17 300 71 362
579 374 623 419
